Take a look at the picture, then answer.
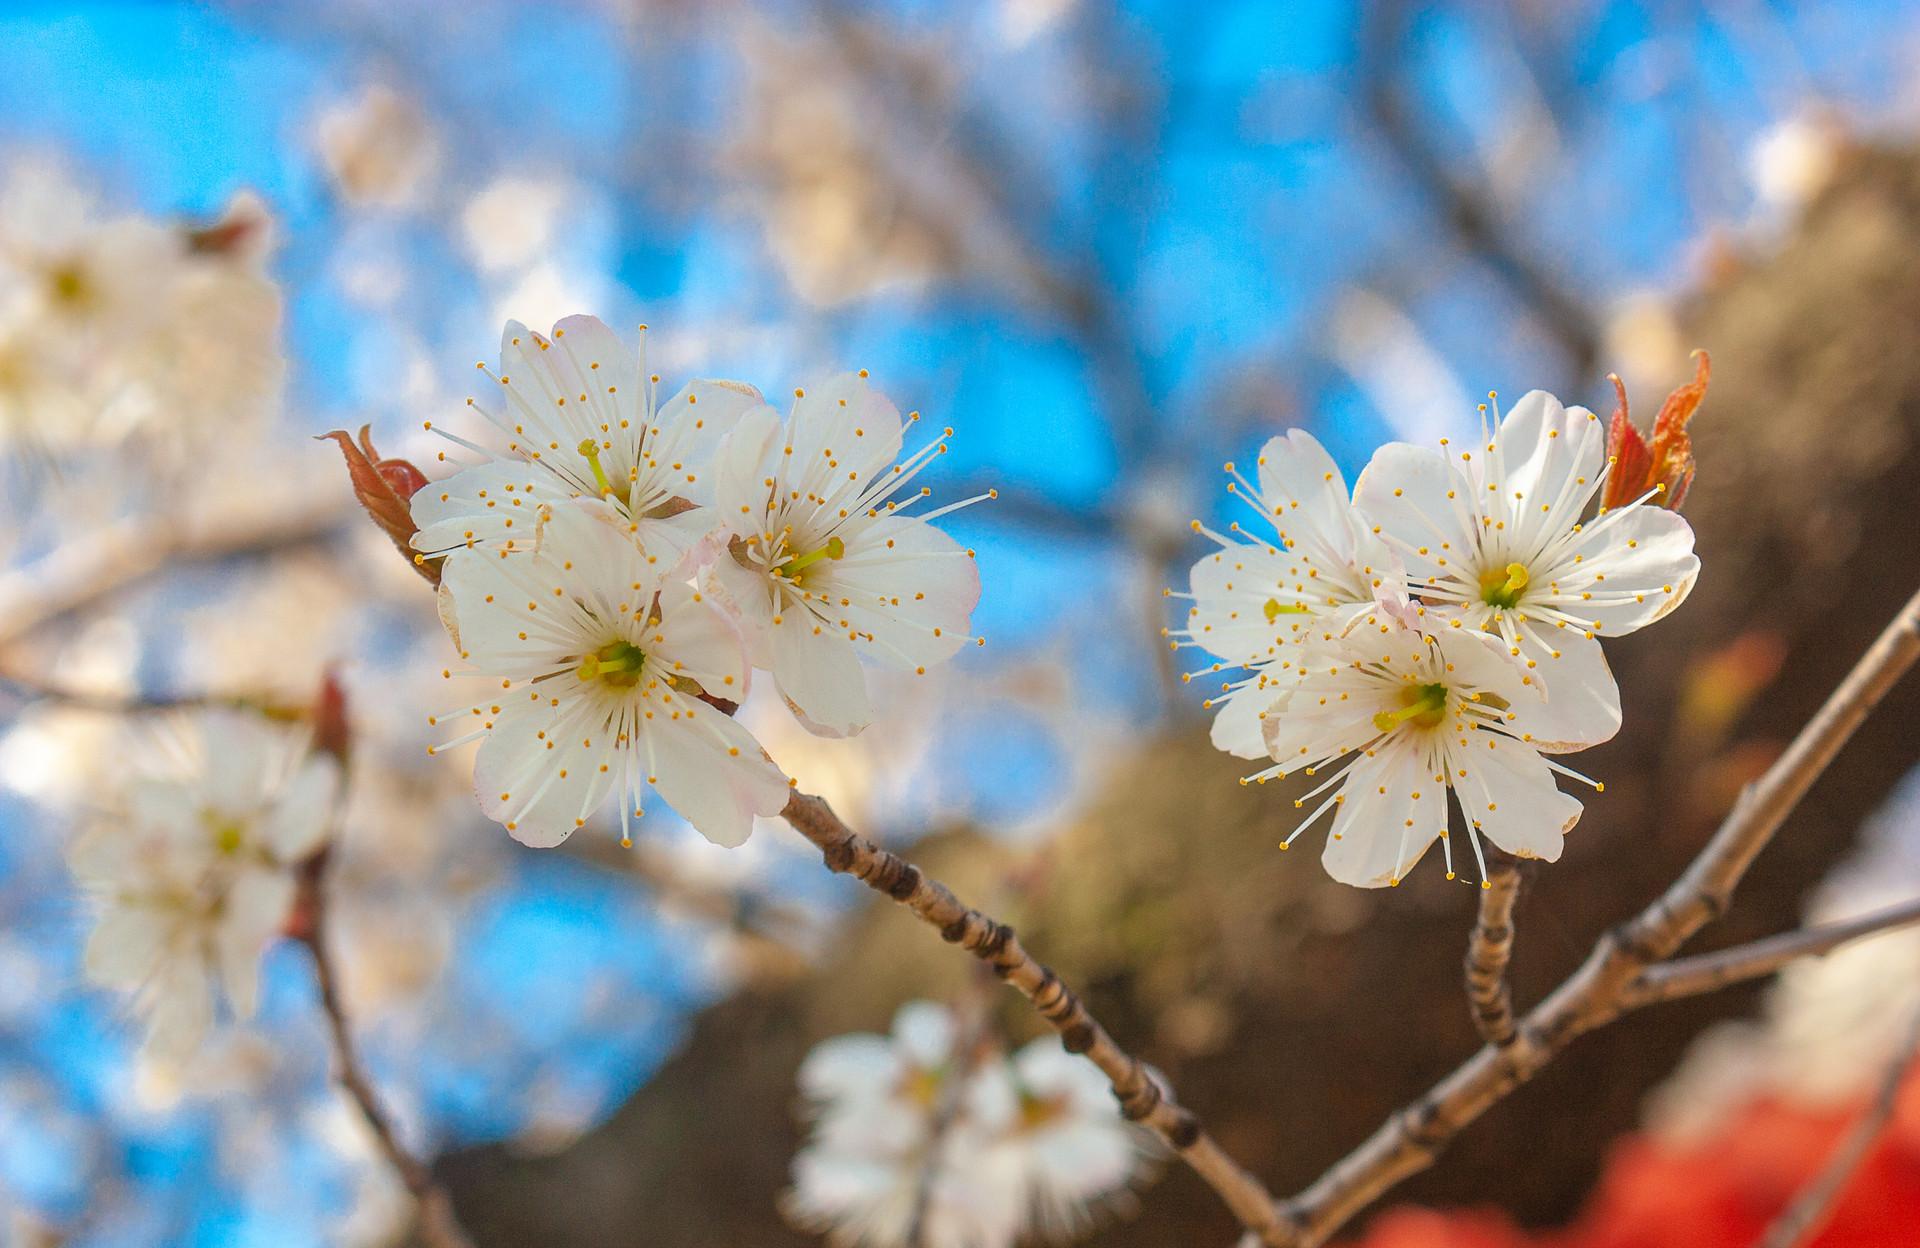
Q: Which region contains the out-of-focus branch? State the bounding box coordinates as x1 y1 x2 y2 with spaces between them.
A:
0 486 351 648
1463 857 1521 1047
1257 582 1920 1248
781 790 1291 1245
0 670 305 719
1621 897 1920 1009
1357 2 1601 380
297 850 474 1248
1756 1007 1920 1248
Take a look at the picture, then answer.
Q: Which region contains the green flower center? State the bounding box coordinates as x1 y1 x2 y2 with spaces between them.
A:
775 535 845 582
576 639 647 688
1479 561 1531 609
1373 682 1451 733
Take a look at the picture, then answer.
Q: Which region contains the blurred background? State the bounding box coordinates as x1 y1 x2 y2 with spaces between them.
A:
3 1 1920 1245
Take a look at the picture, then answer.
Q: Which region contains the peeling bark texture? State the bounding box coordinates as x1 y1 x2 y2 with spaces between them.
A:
439 145 1920 1244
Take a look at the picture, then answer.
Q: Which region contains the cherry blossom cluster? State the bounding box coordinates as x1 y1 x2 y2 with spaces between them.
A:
1173 389 1700 888
784 1002 1158 1248
411 315 985 849
69 714 337 1058
0 161 281 454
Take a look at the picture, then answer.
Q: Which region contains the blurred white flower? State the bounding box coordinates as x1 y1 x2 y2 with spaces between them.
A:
784 1002 1154 1248
69 713 337 1059
461 176 569 274
704 374 985 737
314 84 442 210
428 498 789 849
1748 112 1843 213
0 164 283 454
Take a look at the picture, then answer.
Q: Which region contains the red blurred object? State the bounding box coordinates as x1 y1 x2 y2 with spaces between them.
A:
1602 351 1710 512
1339 1064 1920 1248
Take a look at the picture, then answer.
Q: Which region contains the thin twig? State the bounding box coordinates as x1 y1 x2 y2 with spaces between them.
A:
1755 1006 1920 1248
905 974 994 1248
781 790 1290 1245
0 670 304 719
296 852 475 1248
1266 583 1920 1248
1464 857 1522 1047
1624 897 1920 1010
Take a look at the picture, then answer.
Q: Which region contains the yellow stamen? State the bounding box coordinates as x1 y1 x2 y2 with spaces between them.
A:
1372 682 1449 733
577 438 617 499
1479 561 1531 609
776 535 845 579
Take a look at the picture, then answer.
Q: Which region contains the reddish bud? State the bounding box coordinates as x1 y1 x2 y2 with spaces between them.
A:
1602 350 1710 512
312 667 352 765
319 425 440 585
186 190 275 261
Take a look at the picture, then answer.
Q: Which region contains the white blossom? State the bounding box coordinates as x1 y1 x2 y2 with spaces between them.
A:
704 373 985 737
1353 390 1698 748
429 497 789 849
69 714 336 1058
1251 616 1601 888
412 314 760 578
1169 429 1408 760
0 166 282 453
785 1002 1153 1248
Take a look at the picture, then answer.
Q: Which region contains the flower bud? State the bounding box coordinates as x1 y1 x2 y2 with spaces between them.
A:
319 425 439 584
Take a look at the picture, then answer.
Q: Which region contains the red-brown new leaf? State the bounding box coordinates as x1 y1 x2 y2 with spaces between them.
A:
319 425 440 585
1601 351 1710 512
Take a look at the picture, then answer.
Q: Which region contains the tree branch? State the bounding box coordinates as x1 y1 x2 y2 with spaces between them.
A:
0 487 350 648
1463 857 1522 1047
1621 897 1920 1010
1756 1006 1920 1248
296 852 475 1248
781 790 1290 1244
1266 582 1920 1247
0 670 306 719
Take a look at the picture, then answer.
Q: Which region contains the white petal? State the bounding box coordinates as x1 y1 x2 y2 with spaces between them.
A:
1452 733 1582 863
768 610 873 737
1509 631 1621 753
1352 442 1471 585
1555 505 1700 636
217 870 292 1017
1185 542 1318 664
891 1000 957 1066
798 1034 900 1108
714 403 784 534
1255 429 1356 559
638 694 789 847
265 756 338 862
83 907 168 988
645 380 768 505
648 576 751 702
473 694 622 847
411 460 565 559
1322 741 1446 888
787 373 905 514
1207 671 1283 760
815 515 980 669
1493 392 1606 557
1260 666 1380 771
